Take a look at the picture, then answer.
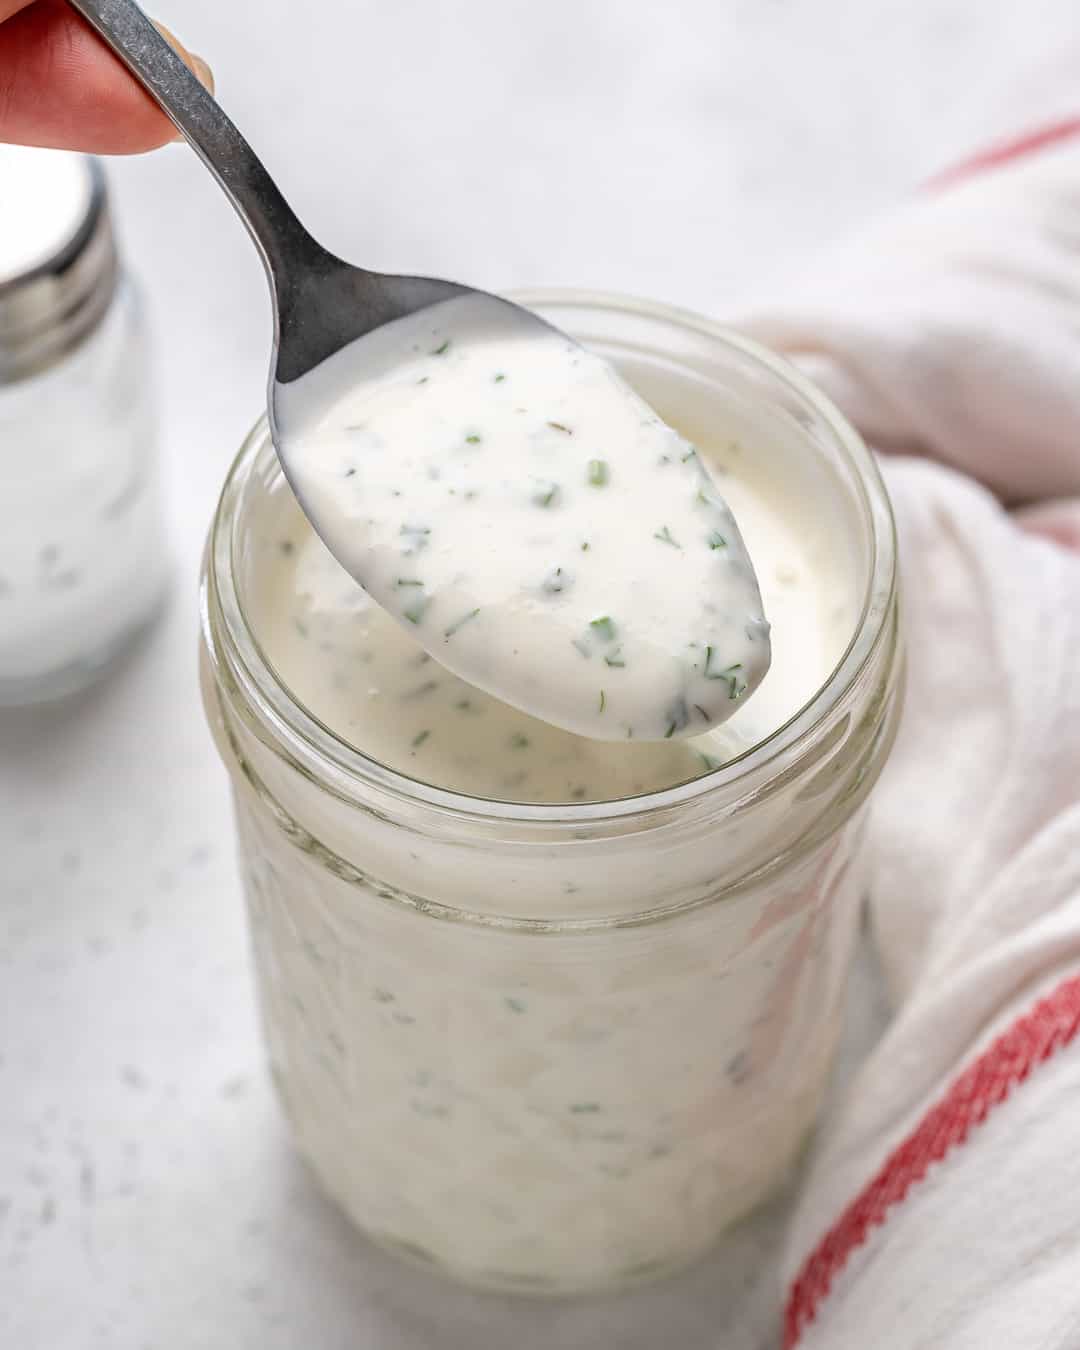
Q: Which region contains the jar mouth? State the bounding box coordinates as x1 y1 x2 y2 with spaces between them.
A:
203 289 897 827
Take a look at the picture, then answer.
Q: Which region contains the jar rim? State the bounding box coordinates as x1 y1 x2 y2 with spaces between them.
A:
202 288 897 828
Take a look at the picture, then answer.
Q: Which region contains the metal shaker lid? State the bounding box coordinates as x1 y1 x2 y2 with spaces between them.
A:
0 146 119 385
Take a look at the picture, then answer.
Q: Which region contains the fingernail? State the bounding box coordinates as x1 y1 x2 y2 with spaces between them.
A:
189 54 215 94
152 20 215 92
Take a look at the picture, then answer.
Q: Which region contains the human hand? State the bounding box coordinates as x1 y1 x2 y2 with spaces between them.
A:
0 0 211 153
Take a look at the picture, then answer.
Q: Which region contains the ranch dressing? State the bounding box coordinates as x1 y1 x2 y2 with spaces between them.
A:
202 294 902 1293
249 435 838 803
277 295 771 742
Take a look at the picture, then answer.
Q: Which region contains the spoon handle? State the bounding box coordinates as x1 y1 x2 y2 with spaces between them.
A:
67 0 318 291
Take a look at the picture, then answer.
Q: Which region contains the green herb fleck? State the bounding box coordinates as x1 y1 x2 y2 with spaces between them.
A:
444 608 480 639
396 578 424 587
373 988 395 1004
505 996 527 1014
603 647 626 668
654 525 681 548
542 567 572 594
344 467 356 478
665 721 677 739
411 730 431 749
569 1102 601 1114
532 480 560 508
278 539 295 557
416 376 429 385
589 615 617 642
432 339 451 355
697 752 722 772
681 447 698 463
580 540 591 552
465 433 482 445
494 372 506 383
547 420 572 434
704 648 746 698
403 597 430 625
293 618 309 638
510 733 530 750
708 531 727 549
599 689 607 714
587 459 610 487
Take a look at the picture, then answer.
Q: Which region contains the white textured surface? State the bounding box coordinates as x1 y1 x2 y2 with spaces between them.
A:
1 2 1077 1346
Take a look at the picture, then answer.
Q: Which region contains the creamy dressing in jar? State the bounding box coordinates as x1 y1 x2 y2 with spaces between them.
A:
277 295 771 741
250 434 840 802
202 297 901 1293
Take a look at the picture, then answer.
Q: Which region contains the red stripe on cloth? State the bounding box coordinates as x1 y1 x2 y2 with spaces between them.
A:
927 116 1080 189
784 971 1080 1348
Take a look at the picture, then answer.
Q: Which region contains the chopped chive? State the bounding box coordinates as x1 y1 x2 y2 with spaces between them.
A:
547 420 572 434
455 698 472 711
494 373 507 383
654 525 681 548
665 721 677 739
432 339 451 355
344 467 357 478
396 578 424 587
587 459 610 487
708 531 727 549
505 996 526 1013
589 615 617 642
278 539 295 556
532 480 560 508
569 1102 601 1114
693 703 710 721
444 608 480 639
416 376 429 385
542 567 571 594
580 540 591 552
465 433 482 444
403 598 430 624
599 689 607 714
404 680 439 701
411 730 431 748
510 733 530 750
681 447 698 463
697 752 723 772
603 647 625 668
657 453 672 465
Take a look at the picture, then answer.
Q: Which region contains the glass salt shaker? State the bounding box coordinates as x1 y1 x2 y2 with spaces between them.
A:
0 144 168 705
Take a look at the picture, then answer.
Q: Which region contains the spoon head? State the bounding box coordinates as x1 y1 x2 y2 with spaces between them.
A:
268 279 771 743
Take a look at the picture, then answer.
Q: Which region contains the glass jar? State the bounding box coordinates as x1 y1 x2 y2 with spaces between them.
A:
0 147 167 705
200 292 901 1294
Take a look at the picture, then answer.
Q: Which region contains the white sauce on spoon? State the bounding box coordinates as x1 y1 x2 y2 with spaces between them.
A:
247 433 837 803
276 296 771 742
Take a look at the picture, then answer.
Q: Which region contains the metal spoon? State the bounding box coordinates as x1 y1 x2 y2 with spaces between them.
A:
66 0 546 463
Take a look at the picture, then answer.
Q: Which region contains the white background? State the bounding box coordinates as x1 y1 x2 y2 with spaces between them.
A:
2 1 1078 1346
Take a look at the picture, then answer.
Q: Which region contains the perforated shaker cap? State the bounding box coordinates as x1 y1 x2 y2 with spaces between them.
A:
0 146 119 384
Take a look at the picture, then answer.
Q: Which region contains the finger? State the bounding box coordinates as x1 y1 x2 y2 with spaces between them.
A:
0 0 213 154
0 1 35 20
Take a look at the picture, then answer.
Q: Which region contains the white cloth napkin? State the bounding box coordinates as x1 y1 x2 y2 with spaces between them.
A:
735 128 1080 1349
